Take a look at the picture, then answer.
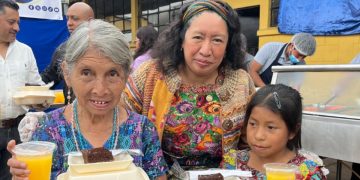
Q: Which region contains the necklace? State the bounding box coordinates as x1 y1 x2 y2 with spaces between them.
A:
70 99 119 151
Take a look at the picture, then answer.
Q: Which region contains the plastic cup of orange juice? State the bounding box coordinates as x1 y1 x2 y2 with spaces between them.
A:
13 141 56 180
264 163 298 180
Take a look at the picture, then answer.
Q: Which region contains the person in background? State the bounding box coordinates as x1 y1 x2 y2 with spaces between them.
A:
41 2 94 104
240 33 254 72
132 25 158 71
0 1 44 179
122 0 255 178
7 19 167 180
249 33 316 87
222 84 328 179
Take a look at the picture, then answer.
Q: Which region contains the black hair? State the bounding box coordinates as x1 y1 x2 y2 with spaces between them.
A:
133 26 158 59
0 0 19 13
151 0 245 75
244 84 303 150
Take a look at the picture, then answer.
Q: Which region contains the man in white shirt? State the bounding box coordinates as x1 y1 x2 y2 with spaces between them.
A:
0 1 44 179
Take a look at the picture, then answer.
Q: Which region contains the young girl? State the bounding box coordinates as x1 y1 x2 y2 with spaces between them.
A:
222 84 328 179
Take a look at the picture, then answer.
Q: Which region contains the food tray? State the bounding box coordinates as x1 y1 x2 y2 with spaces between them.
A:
68 152 134 174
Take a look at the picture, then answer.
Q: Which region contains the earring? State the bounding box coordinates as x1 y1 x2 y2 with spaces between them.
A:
67 88 71 105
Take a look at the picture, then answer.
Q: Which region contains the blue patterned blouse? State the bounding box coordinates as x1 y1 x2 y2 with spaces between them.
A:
31 107 168 180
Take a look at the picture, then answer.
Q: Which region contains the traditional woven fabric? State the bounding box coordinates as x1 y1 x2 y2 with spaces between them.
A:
182 0 228 25
161 84 222 166
123 60 255 160
31 108 168 180
222 149 328 179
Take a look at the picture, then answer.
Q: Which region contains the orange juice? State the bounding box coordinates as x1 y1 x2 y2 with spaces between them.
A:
53 91 65 104
267 171 296 180
264 163 297 180
17 154 53 180
13 141 56 180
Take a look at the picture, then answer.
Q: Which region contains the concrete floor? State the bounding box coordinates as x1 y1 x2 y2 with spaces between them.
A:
324 158 355 180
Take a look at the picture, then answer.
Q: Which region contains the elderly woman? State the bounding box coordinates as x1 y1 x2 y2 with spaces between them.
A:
123 0 255 177
7 19 167 180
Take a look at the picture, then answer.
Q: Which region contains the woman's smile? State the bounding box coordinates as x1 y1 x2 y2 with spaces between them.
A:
89 99 111 109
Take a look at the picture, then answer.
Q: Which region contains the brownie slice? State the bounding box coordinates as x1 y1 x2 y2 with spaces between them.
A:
198 173 224 180
81 147 114 163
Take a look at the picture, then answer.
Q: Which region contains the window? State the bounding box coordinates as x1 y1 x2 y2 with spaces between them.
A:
86 0 194 37
87 0 132 33
139 0 193 32
270 0 279 27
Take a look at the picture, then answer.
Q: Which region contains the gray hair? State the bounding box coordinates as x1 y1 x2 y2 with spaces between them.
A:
63 19 132 78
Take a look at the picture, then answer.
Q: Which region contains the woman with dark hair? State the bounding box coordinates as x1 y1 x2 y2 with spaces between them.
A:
222 84 328 179
123 0 255 177
132 26 158 71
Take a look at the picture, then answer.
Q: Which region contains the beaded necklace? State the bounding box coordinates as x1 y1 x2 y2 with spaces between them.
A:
71 99 119 151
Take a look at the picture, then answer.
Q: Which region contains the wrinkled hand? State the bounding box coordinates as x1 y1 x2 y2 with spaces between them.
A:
7 140 30 180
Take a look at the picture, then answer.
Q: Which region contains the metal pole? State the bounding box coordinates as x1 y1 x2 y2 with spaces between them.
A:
336 160 342 180
130 0 139 48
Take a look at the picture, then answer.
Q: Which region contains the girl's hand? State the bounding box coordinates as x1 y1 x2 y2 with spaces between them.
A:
7 140 30 180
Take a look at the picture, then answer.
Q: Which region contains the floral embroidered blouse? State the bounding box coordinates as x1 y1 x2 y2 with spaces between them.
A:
162 84 223 167
222 149 328 180
31 108 168 180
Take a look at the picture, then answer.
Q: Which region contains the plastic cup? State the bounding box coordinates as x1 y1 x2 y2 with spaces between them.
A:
13 141 56 180
264 163 298 180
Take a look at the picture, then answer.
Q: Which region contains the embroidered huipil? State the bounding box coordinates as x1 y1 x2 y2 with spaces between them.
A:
162 84 223 166
31 108 168 180
0 40 44 119
222 149 328 180
123 60 256 167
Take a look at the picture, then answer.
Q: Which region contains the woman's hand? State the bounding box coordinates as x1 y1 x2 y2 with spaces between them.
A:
156 174 167 180
7 140 30 180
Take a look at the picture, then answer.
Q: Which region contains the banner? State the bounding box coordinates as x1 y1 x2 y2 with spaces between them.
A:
16 0 63 20
278 0 360 35
17 16 69 73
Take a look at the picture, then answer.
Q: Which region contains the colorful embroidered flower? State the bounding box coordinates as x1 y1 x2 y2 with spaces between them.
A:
196 95 207 107
202 102 221 114
213 116 221 127
173 133 190 146
194 121 210 134
299 163 310 179
223 149 237 168
164 123 189 134
185 116 195 124
176 101 194 114
165 115 178 126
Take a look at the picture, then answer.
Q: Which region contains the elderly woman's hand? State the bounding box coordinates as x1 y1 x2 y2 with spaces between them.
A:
7 140 31 180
